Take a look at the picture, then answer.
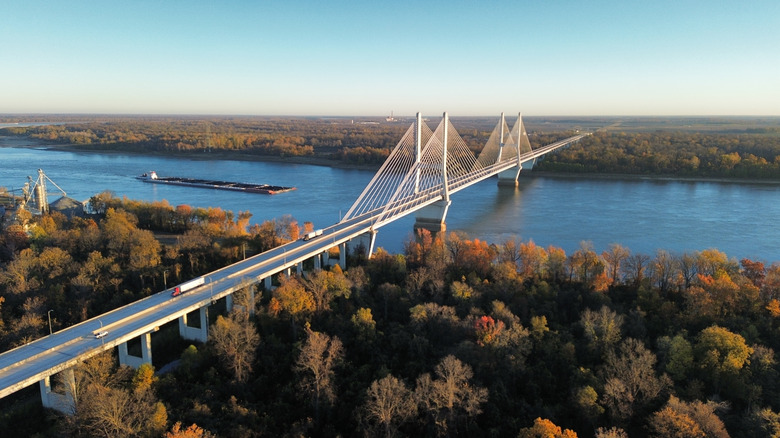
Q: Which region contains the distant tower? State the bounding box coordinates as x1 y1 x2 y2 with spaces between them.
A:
386 111 395 122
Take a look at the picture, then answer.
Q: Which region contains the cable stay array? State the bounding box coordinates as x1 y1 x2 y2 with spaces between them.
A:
341 113 532 228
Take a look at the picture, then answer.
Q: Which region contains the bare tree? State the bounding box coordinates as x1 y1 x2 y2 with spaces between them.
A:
362 374 417 438
209 309 260 383
58 353 167 438
295 327 344 425
415 355 488 436
678 252 699 290
580 305 624 356
602 243 630 285
624 253 651 285
651 249 679 293
601 338 668 424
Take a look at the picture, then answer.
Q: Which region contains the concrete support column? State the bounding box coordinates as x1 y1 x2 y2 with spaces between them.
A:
339 243 347 269
264 276 273 290
414 199 452 233
39 369 75 414
247 287 256 316
225 293 233 312
118 332 152 368
296 261 303 275
178 306 209 343
313 252 322 270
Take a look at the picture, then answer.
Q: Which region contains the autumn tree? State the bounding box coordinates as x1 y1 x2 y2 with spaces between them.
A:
268 275 314 336
545 245 568 281
602 243 630 286
694 325 753 392
517 417 578 438
647 396 728 438
570 241 604 285
741 258 766 289
519 240 548 279
473 315 505 347
165 422 215 438
302 267 351 313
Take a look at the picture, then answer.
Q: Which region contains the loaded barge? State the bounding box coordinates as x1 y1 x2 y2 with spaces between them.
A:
136 171 296 195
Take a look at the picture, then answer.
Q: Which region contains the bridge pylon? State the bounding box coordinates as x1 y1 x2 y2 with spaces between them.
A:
414 112 451 232
497 113 531 187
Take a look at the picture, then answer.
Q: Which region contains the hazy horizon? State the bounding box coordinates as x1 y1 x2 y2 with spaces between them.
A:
2 1 779 116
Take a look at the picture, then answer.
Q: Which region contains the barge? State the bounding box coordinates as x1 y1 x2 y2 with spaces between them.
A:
136 171 296 195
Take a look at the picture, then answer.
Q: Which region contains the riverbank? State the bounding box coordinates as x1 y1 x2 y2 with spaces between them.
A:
4 134 780 185
0 135 382 171
521 170 780 185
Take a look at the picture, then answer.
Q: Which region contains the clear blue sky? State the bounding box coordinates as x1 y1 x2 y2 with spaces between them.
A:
2 0 778 116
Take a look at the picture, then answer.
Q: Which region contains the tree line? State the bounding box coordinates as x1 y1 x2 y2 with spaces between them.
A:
537 131 780 179
7 118 780 178
2 118 434 166
2 198 780 436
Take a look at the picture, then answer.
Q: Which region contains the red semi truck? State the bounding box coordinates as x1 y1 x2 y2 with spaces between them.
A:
171 277 206 297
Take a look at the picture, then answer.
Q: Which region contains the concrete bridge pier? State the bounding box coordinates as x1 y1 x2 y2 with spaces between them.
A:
497 167 521 187
414 199 451 233
349 230 377 258
40 369 75 414
118 332 153 368
179 306 209 343
339 243 347 269
225 294 233 312
314 251 329 270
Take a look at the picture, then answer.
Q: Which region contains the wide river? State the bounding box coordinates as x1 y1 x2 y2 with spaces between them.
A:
2 136 780 263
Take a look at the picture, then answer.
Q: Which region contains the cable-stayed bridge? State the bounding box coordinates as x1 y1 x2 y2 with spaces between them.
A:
0 112 589 411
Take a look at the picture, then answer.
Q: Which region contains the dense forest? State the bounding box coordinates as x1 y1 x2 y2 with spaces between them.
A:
2 197 780 437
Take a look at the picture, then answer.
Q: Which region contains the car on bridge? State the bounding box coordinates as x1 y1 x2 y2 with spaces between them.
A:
94 330 109 339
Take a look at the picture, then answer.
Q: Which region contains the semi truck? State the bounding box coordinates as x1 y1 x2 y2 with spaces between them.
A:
302 229 324 241
171 277 205 297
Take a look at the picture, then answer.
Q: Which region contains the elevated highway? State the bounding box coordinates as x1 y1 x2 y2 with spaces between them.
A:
0 112 589 409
